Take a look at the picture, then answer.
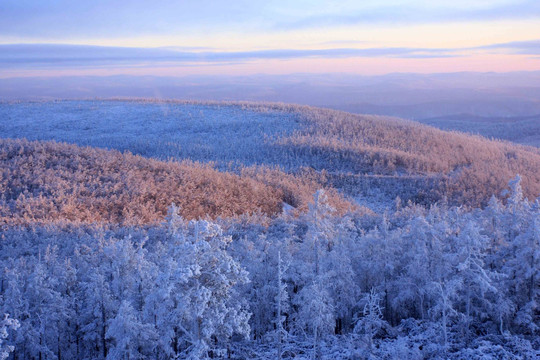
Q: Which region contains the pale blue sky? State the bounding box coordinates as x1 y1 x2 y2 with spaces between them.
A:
1 0 539 76
2 1 538 39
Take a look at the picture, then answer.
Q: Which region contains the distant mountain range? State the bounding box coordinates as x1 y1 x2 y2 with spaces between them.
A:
2 72 540 117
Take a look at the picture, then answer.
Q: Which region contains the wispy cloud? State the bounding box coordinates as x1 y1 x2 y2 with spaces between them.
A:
0 40 538 71
476 40 540 55
274 0 540 30
316 40 372 47
0 44 462 70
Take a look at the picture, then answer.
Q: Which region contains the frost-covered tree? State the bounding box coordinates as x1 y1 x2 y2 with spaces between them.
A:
106 301 157 360
354 289 388 352
453 220 497 337
297 281 334 360
508 215 540 334
296 190 337 359
429 280 461 353
0 314 19 360
79 271 116 359
394 216 435 320
275 251 289 360
160 209 251 358
230 233 276 341
320 216 359 333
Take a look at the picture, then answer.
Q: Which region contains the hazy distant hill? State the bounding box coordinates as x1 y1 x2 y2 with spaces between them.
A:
3 72 540 118
415 113 540 147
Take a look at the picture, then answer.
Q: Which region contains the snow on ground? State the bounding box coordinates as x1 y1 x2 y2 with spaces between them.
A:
0 100 300 169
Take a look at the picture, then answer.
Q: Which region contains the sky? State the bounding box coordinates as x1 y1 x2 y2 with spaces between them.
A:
1 0 540 77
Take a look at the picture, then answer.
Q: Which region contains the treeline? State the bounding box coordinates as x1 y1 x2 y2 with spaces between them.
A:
0 176 538 359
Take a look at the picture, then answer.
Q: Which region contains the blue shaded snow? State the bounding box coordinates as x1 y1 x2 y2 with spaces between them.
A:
0 100 300 169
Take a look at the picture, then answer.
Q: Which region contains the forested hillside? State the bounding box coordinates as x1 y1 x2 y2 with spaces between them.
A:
1 100 540 208
264 103 540 206
0 179 538 359
0 101 539 359
0 138 352 226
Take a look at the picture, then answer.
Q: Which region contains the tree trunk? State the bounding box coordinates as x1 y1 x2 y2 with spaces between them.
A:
314 328 321 360
101 302 107 359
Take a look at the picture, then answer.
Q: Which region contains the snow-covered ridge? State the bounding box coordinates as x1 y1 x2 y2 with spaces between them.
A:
1 99 540 207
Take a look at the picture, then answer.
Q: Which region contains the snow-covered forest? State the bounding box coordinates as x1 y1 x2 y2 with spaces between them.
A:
0 101 539 359
2 100 540 208
0 178 538 359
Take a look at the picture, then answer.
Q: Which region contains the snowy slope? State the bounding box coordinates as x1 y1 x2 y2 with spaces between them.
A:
2 99 540 208
0 100 300 169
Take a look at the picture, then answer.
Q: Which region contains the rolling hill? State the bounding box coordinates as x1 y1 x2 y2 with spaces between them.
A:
0 138 353 226
1 100 540 219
